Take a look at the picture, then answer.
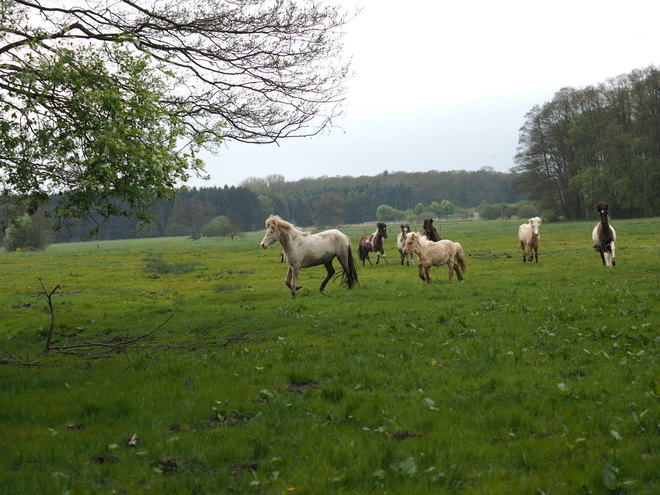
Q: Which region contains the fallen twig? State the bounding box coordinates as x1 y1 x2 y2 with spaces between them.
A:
38 315 173 357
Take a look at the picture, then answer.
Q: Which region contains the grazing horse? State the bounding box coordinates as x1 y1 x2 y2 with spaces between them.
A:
260 215 358 299
396 224 414 266
358 222 389 266
518 216 542 263
423 218 441 241
592 202 616 267
403 232 466 284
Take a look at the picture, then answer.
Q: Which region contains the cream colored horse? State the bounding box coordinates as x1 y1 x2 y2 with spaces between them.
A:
518 216 542 263
403 232 466 284
260 215 358 299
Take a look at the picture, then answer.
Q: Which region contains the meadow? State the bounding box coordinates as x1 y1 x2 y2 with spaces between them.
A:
1 217 659 494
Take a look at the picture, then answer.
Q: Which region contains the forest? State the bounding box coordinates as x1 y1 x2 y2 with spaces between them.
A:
40 168 524 242
514 65 660 220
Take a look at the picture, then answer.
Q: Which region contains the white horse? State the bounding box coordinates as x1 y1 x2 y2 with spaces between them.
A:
396 224 414 266
260 215 359 299
518 216 542 263
403 232 466 284
592 202 616 267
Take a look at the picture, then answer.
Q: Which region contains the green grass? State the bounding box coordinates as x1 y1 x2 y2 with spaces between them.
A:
1 219 659 494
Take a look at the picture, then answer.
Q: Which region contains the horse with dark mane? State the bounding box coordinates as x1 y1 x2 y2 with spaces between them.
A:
396 224 414 265
423 218 441 241
592 202 616 267
260 215 358 299
358 222 389 266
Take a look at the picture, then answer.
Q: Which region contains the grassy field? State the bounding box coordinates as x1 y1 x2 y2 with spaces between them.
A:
1 218 659 494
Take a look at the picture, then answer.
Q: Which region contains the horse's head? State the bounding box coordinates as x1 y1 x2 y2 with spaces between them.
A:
260 215 283 249
400 224 410 236
376 222 388 239
402 232 419 254
595 202 610 222
423 218 434 234
529 217 541 237
595 202 609 215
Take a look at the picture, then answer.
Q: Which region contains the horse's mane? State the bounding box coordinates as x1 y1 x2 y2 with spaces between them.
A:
376 222 387 229
408 232 427 245
265 215 309 235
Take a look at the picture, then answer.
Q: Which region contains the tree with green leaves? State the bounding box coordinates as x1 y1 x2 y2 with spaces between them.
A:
514 66 660 219
0 0 353 235
3 213 50 251
313 191 343 227
202 215 242 240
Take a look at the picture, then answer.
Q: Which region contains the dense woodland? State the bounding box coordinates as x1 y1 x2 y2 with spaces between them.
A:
514 65 660 220
41 168 523 241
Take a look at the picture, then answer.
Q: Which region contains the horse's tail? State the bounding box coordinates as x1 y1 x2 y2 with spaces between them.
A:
338 242 359 289
358 244 367 262
454 242 467 273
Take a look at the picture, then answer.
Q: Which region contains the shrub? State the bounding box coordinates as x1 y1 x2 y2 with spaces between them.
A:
3 214 50 251
517 204 540 218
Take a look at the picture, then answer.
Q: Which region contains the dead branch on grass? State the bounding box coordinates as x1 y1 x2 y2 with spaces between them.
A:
38 315 173 357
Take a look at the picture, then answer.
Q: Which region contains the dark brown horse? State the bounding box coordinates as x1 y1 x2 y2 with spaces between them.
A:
358 222 389 266
592 202 616 267
423 218 441 241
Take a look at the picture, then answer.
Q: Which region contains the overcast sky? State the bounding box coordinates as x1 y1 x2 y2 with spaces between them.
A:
191 0 660 188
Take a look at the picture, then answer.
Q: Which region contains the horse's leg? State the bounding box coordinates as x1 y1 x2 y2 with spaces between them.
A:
522 242 527 262
366 253 374 266
534 246 538 263
381 250 389 265
447 259 455 282
319 262 335 293
417 263 426 282
285 266 302 299
611 242 616 266
452 259 463 281
425 265 432 284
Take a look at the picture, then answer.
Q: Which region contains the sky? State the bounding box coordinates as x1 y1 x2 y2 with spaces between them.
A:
191 0 660 188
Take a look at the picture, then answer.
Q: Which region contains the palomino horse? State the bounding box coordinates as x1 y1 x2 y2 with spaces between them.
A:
592 202 616 267
396 224 414 266
423 218 441 241
518 216 542 263
358 222 389 266
403 232 466 284
260 215 358 299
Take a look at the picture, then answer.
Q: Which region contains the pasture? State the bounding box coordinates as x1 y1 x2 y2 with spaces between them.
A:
1 217 659 494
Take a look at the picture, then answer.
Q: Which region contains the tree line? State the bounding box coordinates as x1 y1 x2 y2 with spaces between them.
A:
514 65 660 220
9 168 522 243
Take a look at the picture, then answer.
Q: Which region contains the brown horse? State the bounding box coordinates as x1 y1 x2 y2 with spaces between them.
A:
592 202 616 267
423 218 441 241
358 222 389 266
